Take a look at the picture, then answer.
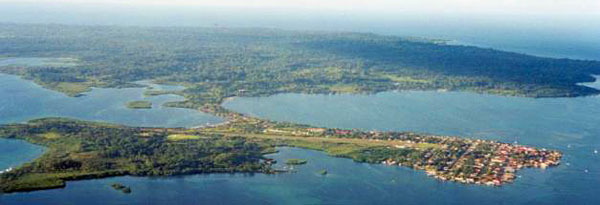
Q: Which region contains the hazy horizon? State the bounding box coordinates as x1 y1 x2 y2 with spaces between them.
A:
1 0 599 60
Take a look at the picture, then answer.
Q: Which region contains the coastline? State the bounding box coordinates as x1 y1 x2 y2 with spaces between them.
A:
1 115 562 193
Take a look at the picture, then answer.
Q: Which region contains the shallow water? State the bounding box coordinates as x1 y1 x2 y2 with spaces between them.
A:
0 73 223 128
0 139 44 171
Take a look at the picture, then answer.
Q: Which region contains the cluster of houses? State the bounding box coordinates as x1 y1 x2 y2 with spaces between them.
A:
380 138 562 186
168 109 563 187
257 126 562 187
255 126 562 187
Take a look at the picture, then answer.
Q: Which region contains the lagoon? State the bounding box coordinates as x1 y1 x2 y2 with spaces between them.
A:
0 73 223 128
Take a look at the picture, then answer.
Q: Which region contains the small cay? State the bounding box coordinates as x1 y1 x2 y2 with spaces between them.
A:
126 101 152 109
285 159 308 165
111 183 132 194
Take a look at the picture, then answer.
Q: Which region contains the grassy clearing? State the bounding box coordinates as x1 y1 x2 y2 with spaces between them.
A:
383 74 431 84
329 84 360 93
203 131 440 155
167 134 205 141
53 82 92 97
39 132 61 140
126 101 152 109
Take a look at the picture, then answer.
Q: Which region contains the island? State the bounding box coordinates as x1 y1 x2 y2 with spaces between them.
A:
0 112 561 193
285 159 308 165
111 183 132 194
126 101 152 109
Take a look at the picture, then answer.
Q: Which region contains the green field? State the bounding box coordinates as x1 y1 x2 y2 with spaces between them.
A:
126 101 152 109
167 134 205 141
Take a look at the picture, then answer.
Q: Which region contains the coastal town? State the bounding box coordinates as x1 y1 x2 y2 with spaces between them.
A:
180 111 563 187
280 127 561 186
384 140 561 186
0 107 562 193
290 128 559 186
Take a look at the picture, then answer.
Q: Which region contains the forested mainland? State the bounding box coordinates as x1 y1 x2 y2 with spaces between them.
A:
1 23 599 110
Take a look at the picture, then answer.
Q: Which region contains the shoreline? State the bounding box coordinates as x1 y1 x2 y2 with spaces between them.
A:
1 116 563 193
0 74 569 193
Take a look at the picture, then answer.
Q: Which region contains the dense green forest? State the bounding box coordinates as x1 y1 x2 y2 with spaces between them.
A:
0 118 275 193
1 23 599 109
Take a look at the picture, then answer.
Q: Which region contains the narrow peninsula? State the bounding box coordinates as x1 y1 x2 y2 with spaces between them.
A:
0 110 561 193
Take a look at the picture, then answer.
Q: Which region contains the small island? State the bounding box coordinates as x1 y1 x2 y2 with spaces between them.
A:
111 183 132 194
285 159 308 165
126 101 152 109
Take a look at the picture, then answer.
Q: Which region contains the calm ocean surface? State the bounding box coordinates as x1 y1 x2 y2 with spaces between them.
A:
0 73 222 128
